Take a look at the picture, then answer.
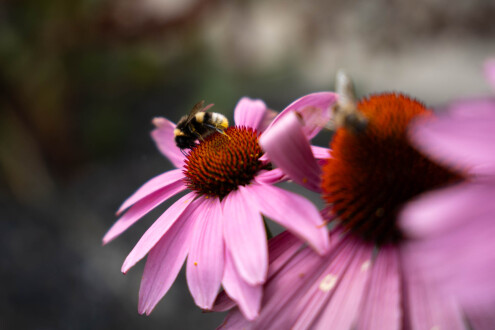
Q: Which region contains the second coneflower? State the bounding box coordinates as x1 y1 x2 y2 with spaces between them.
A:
218 75 479 329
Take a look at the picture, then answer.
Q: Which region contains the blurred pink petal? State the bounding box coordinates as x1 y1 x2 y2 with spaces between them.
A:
122 192 196 273
402 184 495 308
409 110 495 175
401 259 465 330
401 182 495 237
484 58 495 90
248 182 329 254
448 97 495 119
233 97 268 131
103 181 185 244
269 92 337 139
260 112 322 192
116 169 185 215
223 188 268 285
137 199 199 315
357 246 401 330
222 250 262 320
186 197 225 309
151 117 185 168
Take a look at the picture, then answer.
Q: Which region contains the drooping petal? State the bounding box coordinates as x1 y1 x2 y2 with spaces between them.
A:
151 117 186 168
484 58 495 90
138 198 200 315
409 111 495 175
356 246 401 330
103 180 186 244
222 249 262 320
116 169 185 215
233 97 268 130
268 92 337 139
260 112 322 192
223 188 268 285
186 197 225 309
121 192 196 273
247 182 329 254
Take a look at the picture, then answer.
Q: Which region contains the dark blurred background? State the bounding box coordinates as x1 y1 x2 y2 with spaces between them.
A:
1 0 494 329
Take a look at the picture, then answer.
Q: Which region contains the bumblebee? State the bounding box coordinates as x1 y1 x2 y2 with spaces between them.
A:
174 100 229 150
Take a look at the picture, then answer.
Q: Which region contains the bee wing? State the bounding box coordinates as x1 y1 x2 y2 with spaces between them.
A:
182 100 206 124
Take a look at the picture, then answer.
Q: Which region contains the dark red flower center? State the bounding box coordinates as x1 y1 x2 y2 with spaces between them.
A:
184 126 264 198
321 93 463 245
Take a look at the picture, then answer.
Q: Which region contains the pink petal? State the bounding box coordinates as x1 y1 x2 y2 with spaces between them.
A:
448 97 495 119
212 291 236 313
409 112 495 175
254 168 287 185
301 242 373 329
116 169 185 215
222 249 262 320
137 198 199 314
267 231 303 278
401 183 495 308
218 311 249 330
401 182 495 237
220 229 342 329
260 112 322 192
233 97 268 130
356 246 401 330
121 192 196 273
247 182 329 254
223 188 268 285
484 58 495 91
151 117 185 168
257 109 278 133
186 197 225 309
103 180 186 244
311 145 331 160
268 92 337 139
464 304 495 330
401 258 465 330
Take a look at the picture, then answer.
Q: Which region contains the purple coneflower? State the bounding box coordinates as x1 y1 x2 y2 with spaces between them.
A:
103 94 335 319
218 88 487 328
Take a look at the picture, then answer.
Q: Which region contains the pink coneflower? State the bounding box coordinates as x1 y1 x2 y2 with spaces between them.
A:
103 94 335 319
218 91 481 329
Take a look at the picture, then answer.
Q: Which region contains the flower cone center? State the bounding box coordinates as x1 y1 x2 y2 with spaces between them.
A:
184 126 264 198
321 93 463 245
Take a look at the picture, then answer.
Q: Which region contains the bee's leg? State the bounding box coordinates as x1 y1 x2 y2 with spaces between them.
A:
204 124 230 139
